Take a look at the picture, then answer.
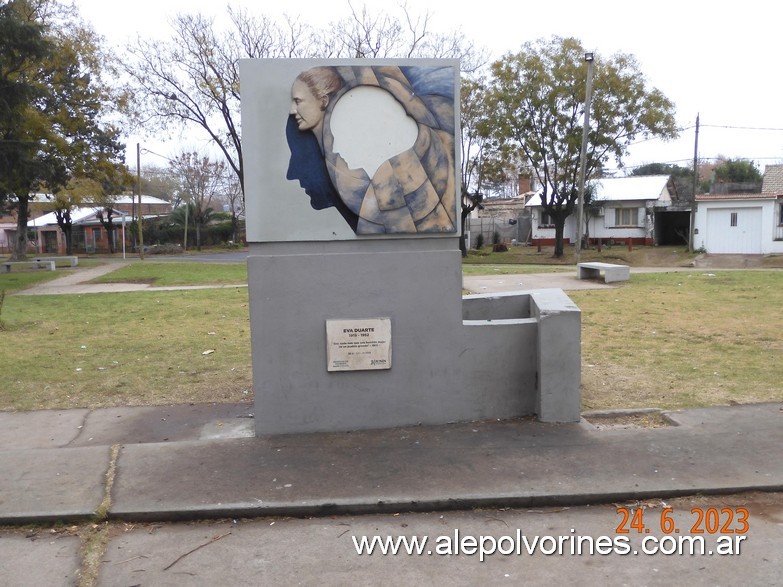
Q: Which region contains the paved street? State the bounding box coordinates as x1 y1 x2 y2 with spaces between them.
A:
2 492 780 586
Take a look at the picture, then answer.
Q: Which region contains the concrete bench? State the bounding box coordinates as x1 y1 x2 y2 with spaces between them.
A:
1 260 56 273
32 256 79 267
577 262 630 283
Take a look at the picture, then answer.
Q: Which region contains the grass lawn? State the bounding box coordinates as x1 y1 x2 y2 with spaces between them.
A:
571 270 783 411
462 264 571 275
1 288 251 410
0 269 63 294
1 255 781 413
90 261 248 286
0 258 107 294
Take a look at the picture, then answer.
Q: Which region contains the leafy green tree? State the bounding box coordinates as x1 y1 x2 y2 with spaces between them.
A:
713 158 762 184
0 0 52 253
460 77 491 194
0 0 128 259
49 181 89 255
485 37 678 257
459 77 527 256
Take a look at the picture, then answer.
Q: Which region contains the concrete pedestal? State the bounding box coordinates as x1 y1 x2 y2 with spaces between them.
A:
248 239 581 435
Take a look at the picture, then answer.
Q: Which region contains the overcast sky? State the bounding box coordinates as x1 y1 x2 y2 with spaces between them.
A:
75 0 783 175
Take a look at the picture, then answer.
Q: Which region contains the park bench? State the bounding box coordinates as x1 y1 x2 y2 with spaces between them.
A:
1 259 56 273
576 261 630 283
32 256 79 267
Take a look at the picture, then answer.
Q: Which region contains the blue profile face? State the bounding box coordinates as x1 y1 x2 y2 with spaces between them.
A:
285 115 359 230
285 115 333 210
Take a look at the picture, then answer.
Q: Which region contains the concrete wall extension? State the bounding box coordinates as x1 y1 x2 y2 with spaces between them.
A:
248 238 581 435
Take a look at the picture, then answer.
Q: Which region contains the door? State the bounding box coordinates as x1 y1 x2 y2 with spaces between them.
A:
705 207 762 254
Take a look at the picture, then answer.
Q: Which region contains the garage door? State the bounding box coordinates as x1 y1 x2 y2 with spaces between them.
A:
705 207 762 254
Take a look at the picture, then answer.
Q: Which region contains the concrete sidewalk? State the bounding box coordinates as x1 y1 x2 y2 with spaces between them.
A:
0 401 781 525
14 262 248 295
17 261 678 296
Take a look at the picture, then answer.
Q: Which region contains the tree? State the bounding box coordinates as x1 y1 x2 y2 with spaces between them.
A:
485 37 678 257
168 150 225 250
220 171 243 242
459 76 527 256
0 0 52 256
0 0 128 259
459 185 483 257
458 77 490 257
138 164 177 202
122 4 486 203
713 158 762 184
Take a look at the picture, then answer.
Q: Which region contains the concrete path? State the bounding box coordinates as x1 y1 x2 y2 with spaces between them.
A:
14 261 248 296
15 260 696 296
1 401 782 583
1 401 781 525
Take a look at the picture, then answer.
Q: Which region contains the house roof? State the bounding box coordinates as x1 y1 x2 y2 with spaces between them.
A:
761 164 783 195
18 194 169 205
525 175 671 207
114 195 170 205
29 207 129 227
695 193 777 201
591 175 671 201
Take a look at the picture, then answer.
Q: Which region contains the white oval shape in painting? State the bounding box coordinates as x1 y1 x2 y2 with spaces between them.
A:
330 86 418 177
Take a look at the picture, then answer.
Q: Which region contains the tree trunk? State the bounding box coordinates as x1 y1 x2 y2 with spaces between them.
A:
231 213 239 243
553 216 566 258
11 195 30 260
196 223 202 251
99 211 117 254
64 224 73 255
107 222 116 254
459 206 473 258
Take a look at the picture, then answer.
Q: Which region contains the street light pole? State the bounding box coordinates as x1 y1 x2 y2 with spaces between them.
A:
576 52 595 264
136 143 145 260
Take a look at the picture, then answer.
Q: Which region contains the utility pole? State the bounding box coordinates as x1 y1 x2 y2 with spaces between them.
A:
136 143 145 260
576 52 595 264
183 195 189 251
689 114 700 252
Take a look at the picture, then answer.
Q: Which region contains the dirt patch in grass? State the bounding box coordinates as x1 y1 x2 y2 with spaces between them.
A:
463 245 698 267
583 410 672 430
461 264 572 275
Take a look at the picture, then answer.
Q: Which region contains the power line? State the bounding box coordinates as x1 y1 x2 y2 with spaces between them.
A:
701 124 783 132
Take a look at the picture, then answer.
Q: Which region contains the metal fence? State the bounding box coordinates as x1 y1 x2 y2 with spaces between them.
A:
466 214 532 249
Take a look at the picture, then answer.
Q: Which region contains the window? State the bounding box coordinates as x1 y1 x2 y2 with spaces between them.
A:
539 211 554 227
614 208 639 227
778 202 783 226
730 212 738 227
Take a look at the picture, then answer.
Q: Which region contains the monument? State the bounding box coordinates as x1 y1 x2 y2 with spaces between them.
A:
241 59 581 435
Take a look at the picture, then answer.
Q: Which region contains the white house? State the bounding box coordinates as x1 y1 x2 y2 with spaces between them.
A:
27 195 172 254
29 207 130 254
525 175 681 247
693 165 783 254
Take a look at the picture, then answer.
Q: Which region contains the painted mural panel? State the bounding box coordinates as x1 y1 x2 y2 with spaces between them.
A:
241 59 459 242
